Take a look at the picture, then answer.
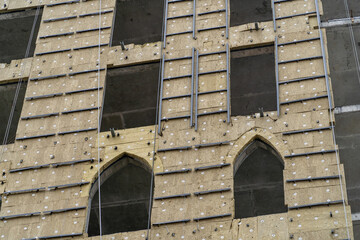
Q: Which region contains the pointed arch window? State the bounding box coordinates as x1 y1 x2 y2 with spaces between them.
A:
87 155 153 236
234 140 286 218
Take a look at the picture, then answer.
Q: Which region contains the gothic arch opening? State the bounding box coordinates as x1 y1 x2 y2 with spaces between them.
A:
87 155 153 236
234 140 286 219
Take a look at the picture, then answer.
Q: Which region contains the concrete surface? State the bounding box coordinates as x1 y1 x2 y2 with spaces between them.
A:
230 46 276 116
230 0 272 27
322 0 360 21
0 82 26 144
101 62 160 131
0 8 41 63
111 0 164 46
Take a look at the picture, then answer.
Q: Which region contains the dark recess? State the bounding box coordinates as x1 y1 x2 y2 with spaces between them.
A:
230 0 272 27
88 156 152 236
0 82 27 144
101 62 159 131
0 8 42 63
234 140 286 219
230 46 276 116
111 0 164 46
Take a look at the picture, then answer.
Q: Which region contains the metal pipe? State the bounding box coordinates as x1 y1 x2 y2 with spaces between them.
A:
163 0 169 48
226 43 230 122
272 0 277 32
191 48 195 127
193 0 196 39
315 0 332 110
158 54 166 135
195 50 199 131
225 0 229 38
275 36 280 116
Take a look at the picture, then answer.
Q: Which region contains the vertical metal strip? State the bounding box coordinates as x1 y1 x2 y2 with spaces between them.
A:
226 43 230 123
195 50 199 131
225 0 229 39
315 0 332 110
158 54 165 135
272 0 277 32
275 36 280 116
163 0 169 49
191 48 195 127
193 0 196 39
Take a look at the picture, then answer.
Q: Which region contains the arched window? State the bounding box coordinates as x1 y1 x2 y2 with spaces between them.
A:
87 155 153 236
234 140 286 219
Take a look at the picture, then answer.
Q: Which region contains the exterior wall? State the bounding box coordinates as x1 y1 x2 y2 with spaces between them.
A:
0 0 354 239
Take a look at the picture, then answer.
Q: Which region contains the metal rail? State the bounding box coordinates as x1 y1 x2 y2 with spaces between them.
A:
158 54 166 135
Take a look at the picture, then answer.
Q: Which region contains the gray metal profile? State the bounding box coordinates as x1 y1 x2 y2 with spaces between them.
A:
226 43 230 122
159 115 191 121
57 128 97 135
163 0 169 48
198 89 227 95
288 200 343 210
166 30 193 37
43 206 86 215
194 141 230 148
278 55 322 64
195 50 199 131
52 158 94 167
154 193 191 200
26 93 63 101
167 14 193 20
191 48 195 127
9 164 50 173
197 25 226 32
198 110 227 116
282 126 333 135
79 10 113 17
16 133 56 141
157 145 192 152
21 112 59 120
198 69 227 76
73 43 108 50
163 74 192 81
199 50 226 57
76 26 111 34
39 32 74 39
23 233 83 240
155 168 192 175
48 181 89 190
36 49 71 56
194 163 230 171
280 95 328 105
193 188 231 196
275 36 280 116
193 0 196 39
43 15 77 23
68 68 105 76
279 75 325 85
169 0 192 2
315 0 333 110
193 213 231 221
65 87 103 95
272 0 277 32
198 9 225 16
284 149 337 158
286 175 342 183
164 56 192 62
0 212 41 220
3 187 45 195
152 219 191 226
61 107 98 114
29 74 67 81
274 0 293 3
225 0 228 38
278 37 321 46
163 94 191 101
158 54 165 135
47 0 80 7
275 11 316 20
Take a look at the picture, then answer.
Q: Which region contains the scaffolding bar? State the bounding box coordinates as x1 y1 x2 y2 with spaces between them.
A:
275 36 280 116
158 55 165 135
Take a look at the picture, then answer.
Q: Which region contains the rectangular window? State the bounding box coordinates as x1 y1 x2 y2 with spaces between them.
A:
101 62 160 131
230 0 272 27
111 0 164 46
0 8 42 63
0 82 27 144
230 45 276 116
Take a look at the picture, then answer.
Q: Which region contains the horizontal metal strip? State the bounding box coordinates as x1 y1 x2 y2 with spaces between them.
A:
57 127 97 135
161 115 191 121
198 9 226 16
285 149 337 158
274 0 293 3
154 193 191 200
275 11 316 20
194 141 230 148
0 212 41 220
43 206 86 215
39 32 74 39
65 87 103 95
47 0 80 7
47 181 90 190
280 95 328 105
29 74 67 81
163 74 192 80
166 30 193 37
68 68 105 76
198 110 227 116
52 159 94 167
79 9 113 17
26 93 63 101
198 89 227 95
157 146 192 152
73 43 108 50
288 200 343 210
278 37 320 46
153 219 191 226
162 94 191 100
169 0 192 3
43 15 77 23
286 175 342 183
164 55 192 62
194 188 231 196
197 25 226 32
282 126 333 135
193 213 232 221
199 50 226 57
3 187 45 195
167 13 193 20
194 163 231 171
155 168 192 175
16 133 56 141
76 26 111 34
278 55 322 64
24 233 83 240
198 69 227 75
36 48 71 56
61 107 99 114
9 164 51 173
279 75 325 85
21 112 59 120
